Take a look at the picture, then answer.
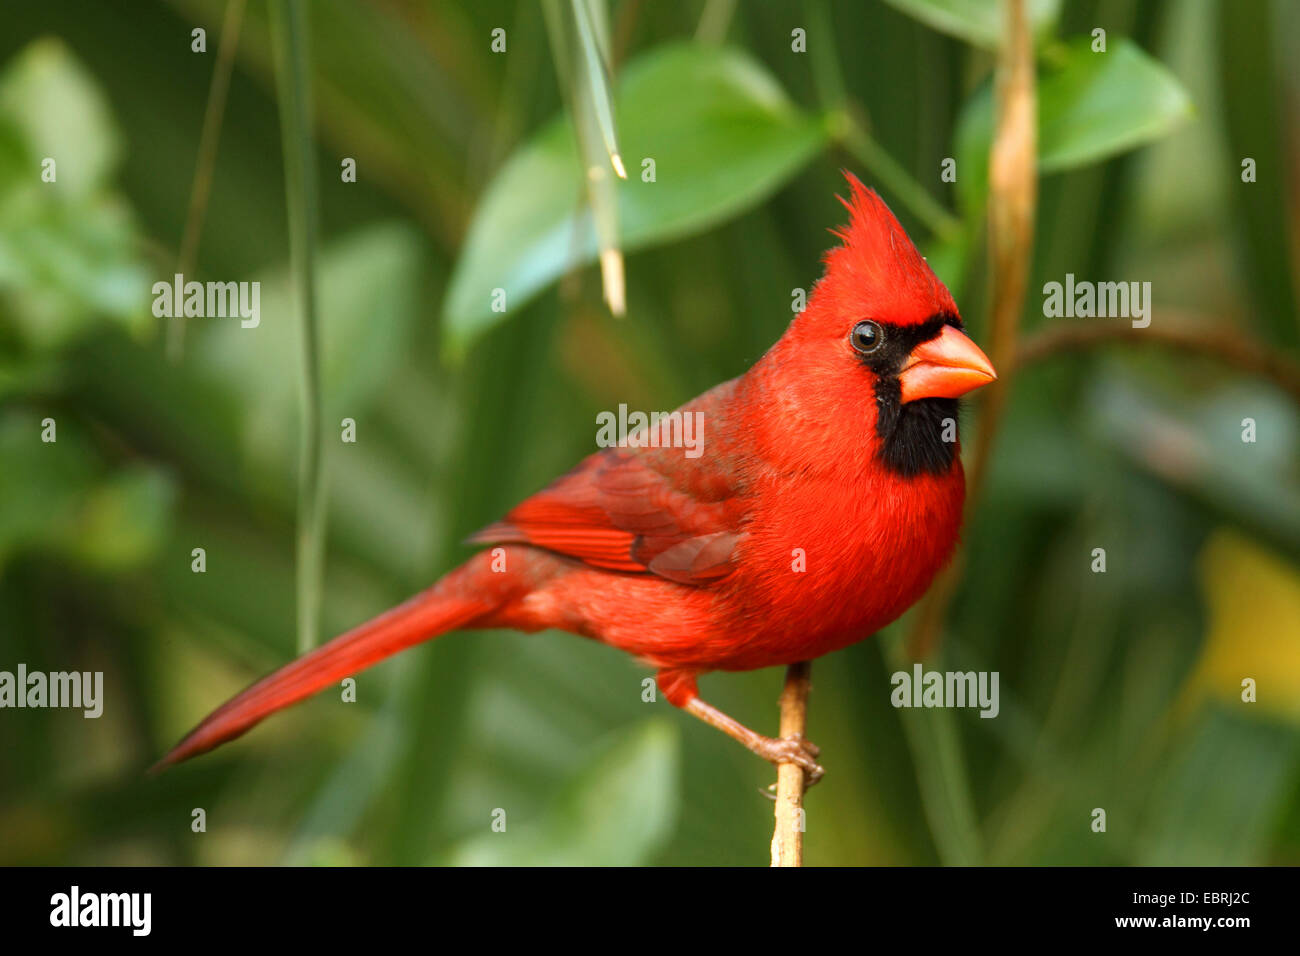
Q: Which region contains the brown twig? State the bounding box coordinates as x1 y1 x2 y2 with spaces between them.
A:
1015 319 1300 403
770 661 812 867
906 0 1037 660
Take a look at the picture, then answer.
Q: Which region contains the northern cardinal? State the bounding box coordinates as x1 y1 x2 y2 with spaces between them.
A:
156 173 995 780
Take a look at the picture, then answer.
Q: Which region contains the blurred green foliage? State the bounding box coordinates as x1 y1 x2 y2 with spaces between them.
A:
0 0 1297 866
443 41 831 348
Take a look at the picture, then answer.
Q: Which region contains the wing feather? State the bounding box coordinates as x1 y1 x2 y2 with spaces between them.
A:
468 383 749 585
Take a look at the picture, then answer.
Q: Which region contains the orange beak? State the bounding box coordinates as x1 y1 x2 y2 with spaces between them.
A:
898 324 997 403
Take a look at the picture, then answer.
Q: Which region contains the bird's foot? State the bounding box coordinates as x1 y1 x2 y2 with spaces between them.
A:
752 733 824 786
679 692 827 786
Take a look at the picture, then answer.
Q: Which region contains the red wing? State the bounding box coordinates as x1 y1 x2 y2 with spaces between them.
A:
469 444 747 586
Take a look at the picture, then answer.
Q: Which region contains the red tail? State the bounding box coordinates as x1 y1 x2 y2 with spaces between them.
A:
153 586 491 770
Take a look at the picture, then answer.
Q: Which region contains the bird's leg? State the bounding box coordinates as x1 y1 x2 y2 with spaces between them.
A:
685 697 825 784
658 669 824 784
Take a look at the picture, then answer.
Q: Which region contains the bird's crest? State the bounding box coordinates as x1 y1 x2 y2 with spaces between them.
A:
812 171 957 326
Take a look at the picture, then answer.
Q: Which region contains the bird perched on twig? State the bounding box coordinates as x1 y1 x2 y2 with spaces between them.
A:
156 172 995 782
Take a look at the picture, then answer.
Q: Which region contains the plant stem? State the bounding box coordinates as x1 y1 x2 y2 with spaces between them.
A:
695 0 736 44
803 0 961 241
770 661 812 867
972 0 1037 492
270 0 326 654
571 0 626 179
839 116 963 240
168 0 247 362
906 0 1036 660
543 0 627 316
805 0 845 111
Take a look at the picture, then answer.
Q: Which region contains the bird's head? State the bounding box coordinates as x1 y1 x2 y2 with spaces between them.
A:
765 172 996 477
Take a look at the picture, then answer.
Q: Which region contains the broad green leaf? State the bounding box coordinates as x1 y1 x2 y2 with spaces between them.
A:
0 38 120 200
442 42 830 353
0 40 149 351
955 37 1193 214
439 719 679 866
881 0 1062 50
0 197 150 350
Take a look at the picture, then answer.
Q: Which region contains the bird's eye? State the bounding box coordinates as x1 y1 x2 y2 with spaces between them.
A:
850 320 883 355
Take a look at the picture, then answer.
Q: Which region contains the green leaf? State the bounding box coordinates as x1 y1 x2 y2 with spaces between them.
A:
881 0 1062 50
0 198 150 350
0 38 121 200
0 39 149 351
955 37 1193 214
439 719 680 866
442 42 830 353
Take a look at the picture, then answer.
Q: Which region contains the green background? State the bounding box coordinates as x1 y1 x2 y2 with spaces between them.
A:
0 0 1297 866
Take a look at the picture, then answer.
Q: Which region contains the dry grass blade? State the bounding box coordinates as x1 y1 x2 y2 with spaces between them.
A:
543 0 627 316
571 0 626 180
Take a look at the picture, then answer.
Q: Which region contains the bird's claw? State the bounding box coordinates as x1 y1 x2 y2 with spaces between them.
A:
756 733 825 786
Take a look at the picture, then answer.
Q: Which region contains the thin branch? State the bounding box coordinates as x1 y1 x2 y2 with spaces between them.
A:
839 112 963 241
1015 320 1300 403
167 0 247 361
802 0 961 240
770 661 812 867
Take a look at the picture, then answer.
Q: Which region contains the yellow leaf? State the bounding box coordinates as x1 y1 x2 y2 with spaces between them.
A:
1186 529 1300 721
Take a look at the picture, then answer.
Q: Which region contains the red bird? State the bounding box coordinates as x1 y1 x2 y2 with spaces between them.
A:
157 174 995 779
